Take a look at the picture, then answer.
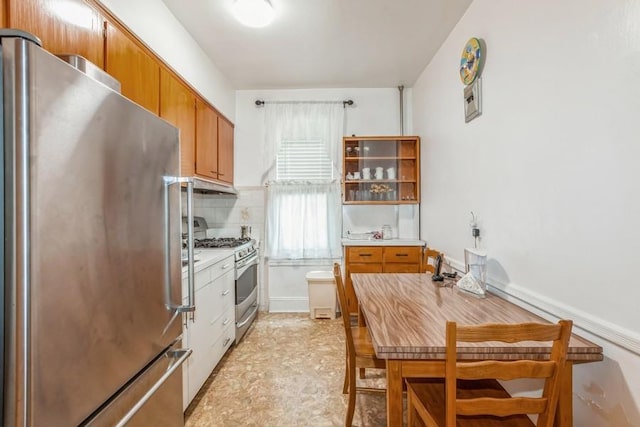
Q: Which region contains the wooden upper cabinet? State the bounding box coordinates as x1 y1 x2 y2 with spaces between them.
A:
217 116 234 184
195 99 219 180
7 0 104 67
105 22 159 114
160 68 196 176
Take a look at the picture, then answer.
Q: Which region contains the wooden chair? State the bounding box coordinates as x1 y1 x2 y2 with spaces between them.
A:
333 263 385 427
406 320 573 427
423 247 442 273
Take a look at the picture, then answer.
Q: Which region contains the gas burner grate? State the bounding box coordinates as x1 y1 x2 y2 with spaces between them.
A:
194 237 252 249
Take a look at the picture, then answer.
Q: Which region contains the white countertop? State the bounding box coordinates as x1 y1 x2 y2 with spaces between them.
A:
182 249 234 275
341 238 426 247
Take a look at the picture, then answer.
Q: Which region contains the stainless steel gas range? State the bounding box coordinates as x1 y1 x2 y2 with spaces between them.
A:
183 216 259 344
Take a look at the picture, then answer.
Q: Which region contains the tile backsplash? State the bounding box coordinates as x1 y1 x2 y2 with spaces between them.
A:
181 186 265 242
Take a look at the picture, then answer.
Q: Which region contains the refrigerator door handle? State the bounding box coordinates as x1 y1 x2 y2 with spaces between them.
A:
115 348 193 427
164 176 196 319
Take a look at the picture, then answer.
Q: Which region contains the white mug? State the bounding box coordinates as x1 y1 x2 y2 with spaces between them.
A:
353 171 361 180
362 168 371 180
375 167 384 179
387 167 396 180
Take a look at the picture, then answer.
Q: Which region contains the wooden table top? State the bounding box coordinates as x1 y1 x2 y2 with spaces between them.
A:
351 273 603 362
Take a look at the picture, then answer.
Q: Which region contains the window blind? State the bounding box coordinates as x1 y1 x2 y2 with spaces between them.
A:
276 140 334 181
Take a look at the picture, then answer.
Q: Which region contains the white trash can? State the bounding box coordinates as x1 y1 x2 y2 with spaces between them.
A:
306 271 337 319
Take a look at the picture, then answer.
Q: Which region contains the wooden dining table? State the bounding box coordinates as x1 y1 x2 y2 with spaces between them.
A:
351 273 604 427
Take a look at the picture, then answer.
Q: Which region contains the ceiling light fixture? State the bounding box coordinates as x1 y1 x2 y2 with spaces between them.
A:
232 0 275 28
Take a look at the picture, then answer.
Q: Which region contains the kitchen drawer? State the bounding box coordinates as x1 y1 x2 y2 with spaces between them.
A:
209 254 235 282
383 246 421 264
211 322 235 369
210 269 235 320
383 263 421 273
182 267 211 298
347 247 383 263
209 306 235 347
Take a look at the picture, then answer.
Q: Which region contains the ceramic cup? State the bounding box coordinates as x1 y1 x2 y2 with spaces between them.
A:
387 167 396 179
375 167 384 179
353 171 361 180
362 168 371 180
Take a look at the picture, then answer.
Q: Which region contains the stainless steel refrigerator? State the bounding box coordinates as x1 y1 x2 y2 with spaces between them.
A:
1 30 192 426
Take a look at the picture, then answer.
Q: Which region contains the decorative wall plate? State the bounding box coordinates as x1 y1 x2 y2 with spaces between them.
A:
460 37 482 85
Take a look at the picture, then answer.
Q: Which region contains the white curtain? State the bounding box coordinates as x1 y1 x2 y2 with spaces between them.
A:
263 103 344 180
266 181 342 259
263 102 344 259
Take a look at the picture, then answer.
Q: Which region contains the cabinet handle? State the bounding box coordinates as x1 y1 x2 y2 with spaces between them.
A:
222 263 232 269
223 318 230 326
223 337 231 347
218 173 225 176
396 253 408 257
359 253 372 257
222 289 230 296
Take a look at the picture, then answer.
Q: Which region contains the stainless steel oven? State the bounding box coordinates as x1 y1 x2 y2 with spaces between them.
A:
235 250 259 343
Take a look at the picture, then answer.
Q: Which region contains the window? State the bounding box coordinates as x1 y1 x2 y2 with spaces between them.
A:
276 139 334 181
263 103 344 260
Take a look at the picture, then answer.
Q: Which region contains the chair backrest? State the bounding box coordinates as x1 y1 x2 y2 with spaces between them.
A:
333 263 356 363
423 248 442 273
445 320 573 427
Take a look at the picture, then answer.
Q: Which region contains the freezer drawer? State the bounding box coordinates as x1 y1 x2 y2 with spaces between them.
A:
84 341 191 427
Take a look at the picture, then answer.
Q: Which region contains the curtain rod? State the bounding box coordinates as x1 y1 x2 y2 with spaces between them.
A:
255 99 354 108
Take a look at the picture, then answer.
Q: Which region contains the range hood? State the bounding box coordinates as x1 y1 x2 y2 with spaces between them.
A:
192 177 238 195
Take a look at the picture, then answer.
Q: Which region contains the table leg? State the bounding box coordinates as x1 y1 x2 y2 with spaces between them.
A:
358 304 366 327
554 361 573 427
386 360 403 427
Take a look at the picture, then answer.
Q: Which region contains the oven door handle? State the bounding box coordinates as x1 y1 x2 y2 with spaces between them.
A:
163 176 196 321
236 303 258 329
235 253 258 278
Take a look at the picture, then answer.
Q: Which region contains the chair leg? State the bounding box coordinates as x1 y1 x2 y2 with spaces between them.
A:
345 360 357 427
407 385 414 427
343 355 349 394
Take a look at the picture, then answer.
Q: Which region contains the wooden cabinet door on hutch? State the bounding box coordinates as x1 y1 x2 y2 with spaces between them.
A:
105 22 159 115
160 68 196 176
217 116 234 184
195 99 219 180
6 0 105 67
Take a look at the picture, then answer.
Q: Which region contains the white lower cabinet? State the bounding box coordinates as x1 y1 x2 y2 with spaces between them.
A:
182 254 236 410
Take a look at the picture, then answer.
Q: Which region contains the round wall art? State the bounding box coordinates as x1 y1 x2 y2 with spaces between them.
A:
459 37 482 85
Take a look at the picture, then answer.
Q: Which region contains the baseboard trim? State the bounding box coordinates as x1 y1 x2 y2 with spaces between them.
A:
447 257 640 356
269 297 309 313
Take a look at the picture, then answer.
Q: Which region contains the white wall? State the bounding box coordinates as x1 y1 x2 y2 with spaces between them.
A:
235 88 409 311
412 0 640 425
98 0 236 120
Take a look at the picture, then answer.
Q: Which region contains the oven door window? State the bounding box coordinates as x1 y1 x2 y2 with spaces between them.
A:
236 263 257 305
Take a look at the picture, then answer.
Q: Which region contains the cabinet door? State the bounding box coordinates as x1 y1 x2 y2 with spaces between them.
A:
343 136 420 204
217 116 234 184
195 99 219 180
383 263 420 273
7 0 104 68
160 68 196 176
345 263 382 314
105 22 159 114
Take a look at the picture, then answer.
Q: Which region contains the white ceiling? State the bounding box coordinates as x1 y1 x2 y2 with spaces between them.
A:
160 0 472 90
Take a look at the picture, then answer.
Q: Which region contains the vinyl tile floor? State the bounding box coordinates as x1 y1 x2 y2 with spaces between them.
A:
184 312 389 427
